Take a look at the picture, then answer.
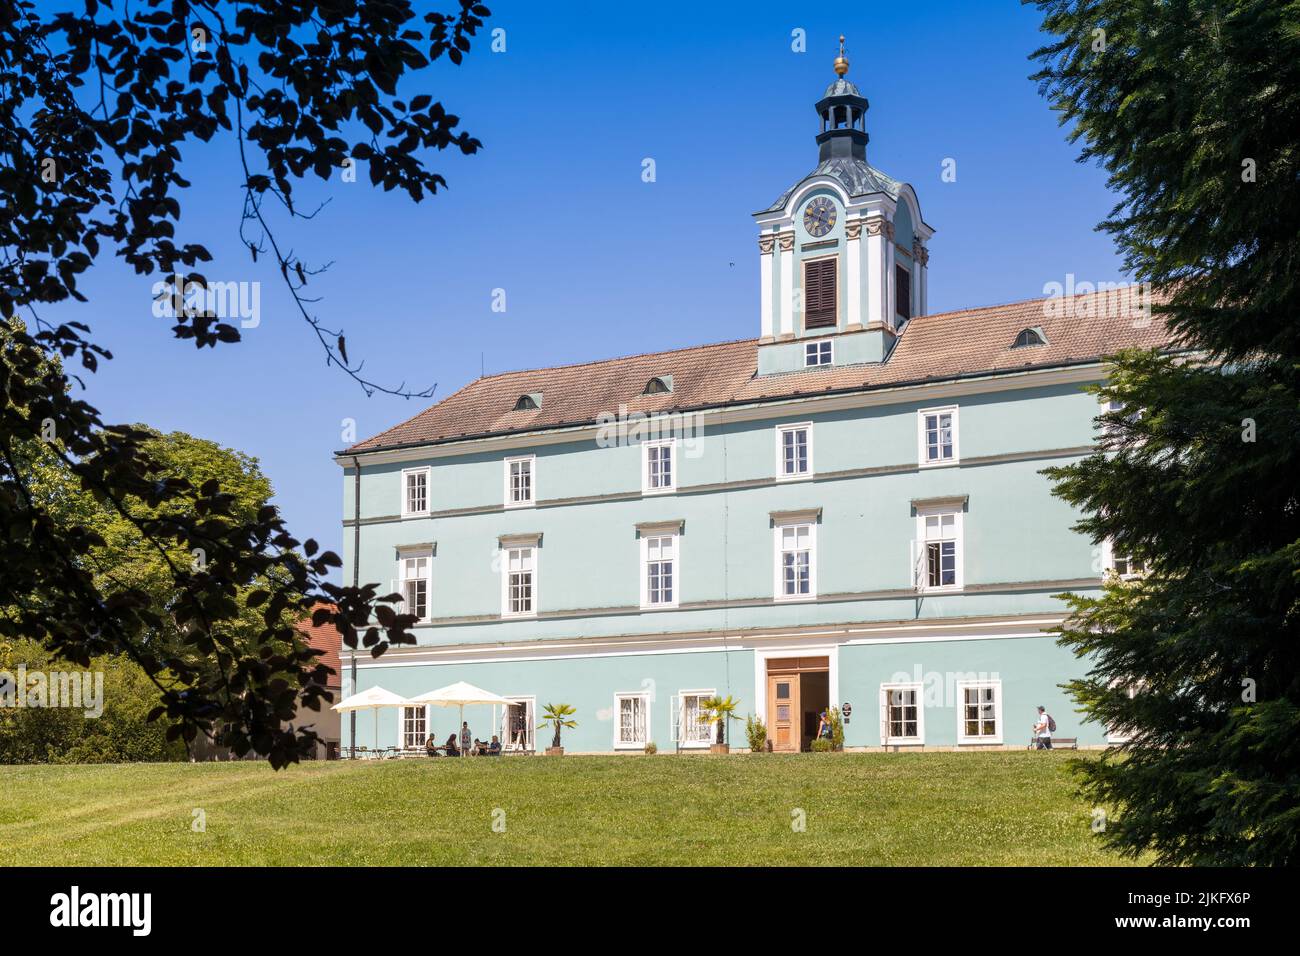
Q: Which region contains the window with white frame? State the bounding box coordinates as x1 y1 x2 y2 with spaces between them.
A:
401 466 430 517
1106 681 1144 744
774 520 816 600
1102 538 1146 580
804 340 832 367
957 681 1002 744
914 507 962 590
504 455 535 508
642 438 675 494
776 423 812 480
615 693 649 748
675 690 715 747
402 705 427 749
502 545 536 617
882 683 924 744
918 406 958 466
395 550 431 621
641 533 678 608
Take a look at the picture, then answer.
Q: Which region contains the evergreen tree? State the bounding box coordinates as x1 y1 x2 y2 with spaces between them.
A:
1030 0 1300 863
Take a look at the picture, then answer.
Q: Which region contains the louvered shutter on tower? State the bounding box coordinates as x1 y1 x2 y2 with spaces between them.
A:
804 258 837 329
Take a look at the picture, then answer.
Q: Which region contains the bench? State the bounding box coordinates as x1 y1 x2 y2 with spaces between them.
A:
1028 736 1077 750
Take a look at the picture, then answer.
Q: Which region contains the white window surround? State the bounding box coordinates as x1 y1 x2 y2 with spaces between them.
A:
913 505 963 592
774 422 814 481
804 339 833 367
402 704 428 749
956 680 1003 745
1101 537 1146 580
499 538 539 618
881 682 925 745
772 516 817 602
613 692 650 749
1106 681 1144 744
503 454 536 509
639 531 680 610
394 548 433 622
673 688 716 749
501 696 536 752
917 405 959 467
400 466 431 518
641 438 676 495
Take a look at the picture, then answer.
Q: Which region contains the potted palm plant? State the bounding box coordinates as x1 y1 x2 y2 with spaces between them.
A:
538 703 577 756
701 695 740 754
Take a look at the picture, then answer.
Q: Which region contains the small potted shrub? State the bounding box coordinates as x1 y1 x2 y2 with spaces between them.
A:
701 695 740 754
644 741 658 755
810 738 833 752
538 703 577 756
745 713 767 753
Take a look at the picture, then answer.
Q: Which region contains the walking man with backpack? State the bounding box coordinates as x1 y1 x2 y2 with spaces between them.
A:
1033 705 1055 749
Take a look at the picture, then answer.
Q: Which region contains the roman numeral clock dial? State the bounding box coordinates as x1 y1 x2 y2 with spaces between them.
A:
803 197 836 238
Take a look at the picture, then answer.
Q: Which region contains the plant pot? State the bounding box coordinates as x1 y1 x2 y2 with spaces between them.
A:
709 743 729 755
545 746 564 756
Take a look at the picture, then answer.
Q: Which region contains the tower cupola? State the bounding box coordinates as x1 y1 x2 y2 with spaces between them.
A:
815 37 869 163
752 35 934 375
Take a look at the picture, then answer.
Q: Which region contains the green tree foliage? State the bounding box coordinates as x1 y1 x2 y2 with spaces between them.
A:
0 2 490 766
0 640 185 764
1029 0 1300 863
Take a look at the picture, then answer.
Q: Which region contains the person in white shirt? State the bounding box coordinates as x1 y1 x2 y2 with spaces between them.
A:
1033 705 1052 749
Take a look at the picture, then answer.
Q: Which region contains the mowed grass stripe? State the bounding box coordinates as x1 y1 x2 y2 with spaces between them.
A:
0 752 1136 866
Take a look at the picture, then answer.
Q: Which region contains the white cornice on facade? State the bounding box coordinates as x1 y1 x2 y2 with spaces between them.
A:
333 362 1107 468
348 613 1070 670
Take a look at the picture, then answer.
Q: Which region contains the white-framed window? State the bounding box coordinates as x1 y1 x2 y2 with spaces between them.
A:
640 533 679 609
804 340 833 367
913 507 962 591
501 697 536 752
956 680 1003 745
504 455 535 508
1101 538 1146 580
402 705 427 749
501 545 537 617
394 550 432 621
642 438 675 494
614 692 650 749
917 406 959 466
775 422 813 480
400 466 430 517
1106 681 1144 744
673 689 716 748
773 520 816 601
882 683 924 745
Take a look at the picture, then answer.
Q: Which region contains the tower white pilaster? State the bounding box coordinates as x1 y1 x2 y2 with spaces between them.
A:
758 235 775 340
777 232 795 339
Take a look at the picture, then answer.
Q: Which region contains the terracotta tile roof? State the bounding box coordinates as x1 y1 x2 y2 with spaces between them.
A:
346 289 1176 453
295 603 343 685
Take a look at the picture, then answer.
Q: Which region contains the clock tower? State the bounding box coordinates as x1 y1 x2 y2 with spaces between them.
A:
754 37 932 375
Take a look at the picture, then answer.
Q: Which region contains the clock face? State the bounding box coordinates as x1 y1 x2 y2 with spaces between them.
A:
803 197 837 237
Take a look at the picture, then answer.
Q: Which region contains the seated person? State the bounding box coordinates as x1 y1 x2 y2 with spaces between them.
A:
487 735 502 756
425 734 440 757
442 733 459 757
471 738 487 756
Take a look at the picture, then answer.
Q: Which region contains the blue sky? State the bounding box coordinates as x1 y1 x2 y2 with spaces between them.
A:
44 1 1129 570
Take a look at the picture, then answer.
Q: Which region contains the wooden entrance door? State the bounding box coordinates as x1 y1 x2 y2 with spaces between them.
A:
767 675 799 752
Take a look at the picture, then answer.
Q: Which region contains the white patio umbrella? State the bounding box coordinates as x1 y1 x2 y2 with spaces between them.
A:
406 681 514 757
332 685 407 755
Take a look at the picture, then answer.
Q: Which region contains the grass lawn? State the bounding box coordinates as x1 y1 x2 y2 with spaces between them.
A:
0 751 1135 866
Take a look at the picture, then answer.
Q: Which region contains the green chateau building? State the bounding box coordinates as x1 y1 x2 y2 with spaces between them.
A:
336 49 1168 755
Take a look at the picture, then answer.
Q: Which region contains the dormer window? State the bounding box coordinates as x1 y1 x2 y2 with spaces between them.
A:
513 393 541 411
643 376 672 395
1013 327 1047 348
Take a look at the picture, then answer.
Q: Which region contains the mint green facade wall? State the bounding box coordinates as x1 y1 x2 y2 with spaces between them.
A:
343 633 1098 752
339 374 1109 750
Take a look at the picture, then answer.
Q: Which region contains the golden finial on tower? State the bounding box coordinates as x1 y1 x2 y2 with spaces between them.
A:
833 35 849 76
